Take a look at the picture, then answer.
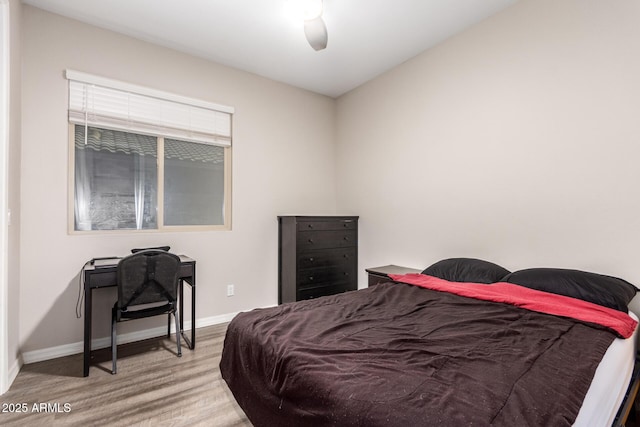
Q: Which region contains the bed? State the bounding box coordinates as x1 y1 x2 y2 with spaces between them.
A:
220 258 639 426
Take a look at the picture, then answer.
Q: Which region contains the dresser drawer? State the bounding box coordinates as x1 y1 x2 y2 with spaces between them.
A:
297 282 354 301
297 247 355 270
297 218 357 232
297 264 356 289
297 230 356 251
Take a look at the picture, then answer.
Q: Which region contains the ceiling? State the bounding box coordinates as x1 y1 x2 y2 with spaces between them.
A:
22 0 519 98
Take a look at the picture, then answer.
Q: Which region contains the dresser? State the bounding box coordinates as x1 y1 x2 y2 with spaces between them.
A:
278 216 359 304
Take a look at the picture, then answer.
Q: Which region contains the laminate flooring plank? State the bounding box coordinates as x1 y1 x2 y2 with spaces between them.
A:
0 323 252 426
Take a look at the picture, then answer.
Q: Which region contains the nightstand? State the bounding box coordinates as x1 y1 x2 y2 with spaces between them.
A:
365 265 422 287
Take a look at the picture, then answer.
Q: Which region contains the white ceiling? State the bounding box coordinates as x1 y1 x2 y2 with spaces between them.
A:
22 0 519 98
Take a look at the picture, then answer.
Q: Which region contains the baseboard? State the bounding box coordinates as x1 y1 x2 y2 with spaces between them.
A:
21 310 242 365
8 356 21 385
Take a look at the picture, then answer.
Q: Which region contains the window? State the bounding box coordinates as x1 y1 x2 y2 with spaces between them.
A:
163 138 225 226
67 71 233 232
74 126 158 230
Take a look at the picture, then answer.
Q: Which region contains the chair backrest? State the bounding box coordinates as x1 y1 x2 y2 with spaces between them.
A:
116 249 181 310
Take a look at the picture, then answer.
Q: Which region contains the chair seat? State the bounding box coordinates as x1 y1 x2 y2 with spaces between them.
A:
115 302 175 320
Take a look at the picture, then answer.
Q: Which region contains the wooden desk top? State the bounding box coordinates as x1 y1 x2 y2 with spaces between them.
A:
84 255 195 271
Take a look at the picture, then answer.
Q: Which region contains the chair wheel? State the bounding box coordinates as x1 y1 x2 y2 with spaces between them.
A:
178 352 182 357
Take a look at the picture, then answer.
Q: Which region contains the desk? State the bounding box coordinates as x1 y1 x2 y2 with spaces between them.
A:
82 255 196 377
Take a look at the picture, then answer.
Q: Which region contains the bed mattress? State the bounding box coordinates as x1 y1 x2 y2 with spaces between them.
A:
574 311 638 426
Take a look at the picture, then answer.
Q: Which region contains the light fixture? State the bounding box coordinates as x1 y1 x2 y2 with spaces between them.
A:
304 15 328 51
298 0 328 51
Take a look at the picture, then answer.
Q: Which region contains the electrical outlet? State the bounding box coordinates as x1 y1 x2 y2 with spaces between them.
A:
227 284 235 297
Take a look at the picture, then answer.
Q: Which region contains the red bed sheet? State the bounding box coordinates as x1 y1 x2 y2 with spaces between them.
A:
389 273 637 338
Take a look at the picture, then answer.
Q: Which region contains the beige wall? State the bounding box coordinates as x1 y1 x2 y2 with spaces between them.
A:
20 6 337 353
336 0 640 285
18 0 640 357
7 0 21 379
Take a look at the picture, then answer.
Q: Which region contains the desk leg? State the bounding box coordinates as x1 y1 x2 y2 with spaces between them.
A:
179 274 196 349
190 275 196 348
83 275 92 377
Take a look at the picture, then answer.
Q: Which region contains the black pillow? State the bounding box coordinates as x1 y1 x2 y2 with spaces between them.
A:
422 258 511 284
502 268 637 312
131 246 171 253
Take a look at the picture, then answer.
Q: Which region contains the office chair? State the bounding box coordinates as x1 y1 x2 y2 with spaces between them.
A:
111 249 182 374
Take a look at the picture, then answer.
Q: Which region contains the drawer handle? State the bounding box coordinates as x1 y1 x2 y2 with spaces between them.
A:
309 276 314 281
343 236 349 241
344 272 349 276
343 254 349 259
309 257 314 262
308 238 314 243
308 224 313 229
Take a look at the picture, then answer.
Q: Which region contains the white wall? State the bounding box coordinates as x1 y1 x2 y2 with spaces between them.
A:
336 0 640 286
20 6 337 353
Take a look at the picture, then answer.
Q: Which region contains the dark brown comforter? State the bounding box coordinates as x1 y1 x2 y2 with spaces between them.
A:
220 281 618 426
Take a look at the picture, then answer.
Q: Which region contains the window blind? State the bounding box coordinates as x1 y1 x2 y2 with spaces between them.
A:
66 70 233 147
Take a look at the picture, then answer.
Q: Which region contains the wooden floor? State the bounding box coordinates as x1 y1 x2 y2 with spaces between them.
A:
0 323 252 426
